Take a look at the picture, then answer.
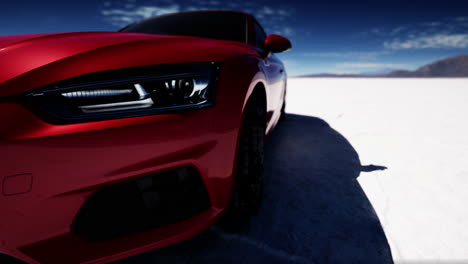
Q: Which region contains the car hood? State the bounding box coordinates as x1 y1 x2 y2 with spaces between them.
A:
0 32 257 97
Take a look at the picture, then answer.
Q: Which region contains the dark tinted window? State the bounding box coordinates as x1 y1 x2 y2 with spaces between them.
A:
253 20 267 50
120 12 247 43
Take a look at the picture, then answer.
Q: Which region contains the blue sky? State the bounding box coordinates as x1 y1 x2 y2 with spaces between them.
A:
1 0 468 76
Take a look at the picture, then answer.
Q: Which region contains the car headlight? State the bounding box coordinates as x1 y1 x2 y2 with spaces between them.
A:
23 63 217 124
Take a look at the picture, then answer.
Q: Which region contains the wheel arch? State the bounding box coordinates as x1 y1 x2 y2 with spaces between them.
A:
243 81 267 117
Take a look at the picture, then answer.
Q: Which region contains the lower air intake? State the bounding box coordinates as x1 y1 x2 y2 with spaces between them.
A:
0 254 27 264
71 167 211 241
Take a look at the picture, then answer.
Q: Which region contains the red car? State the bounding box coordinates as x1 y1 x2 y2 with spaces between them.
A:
0 11 291 264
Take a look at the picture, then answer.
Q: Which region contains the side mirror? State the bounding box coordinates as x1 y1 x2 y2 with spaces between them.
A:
264 34 292 53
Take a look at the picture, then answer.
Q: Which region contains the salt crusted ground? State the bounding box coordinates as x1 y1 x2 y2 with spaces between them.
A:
287 78 468 263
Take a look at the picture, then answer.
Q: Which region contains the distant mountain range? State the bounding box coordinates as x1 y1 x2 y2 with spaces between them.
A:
299 55 468 78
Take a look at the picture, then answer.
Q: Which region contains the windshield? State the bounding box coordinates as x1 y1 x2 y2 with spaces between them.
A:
120 12 248 43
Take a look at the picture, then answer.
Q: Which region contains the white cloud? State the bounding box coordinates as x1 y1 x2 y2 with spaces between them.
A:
422 22 442 27
336 62 410 69
302 51 389 60
384 34 468 49
372 17 468 50
102 5 180 27
260 7 274 15
364 17 468 42
272 27 294 36
101 1 295 35
390 26 407 36
278 9 291 16
192 0 221 6
207 0 220 5
371 28 382 34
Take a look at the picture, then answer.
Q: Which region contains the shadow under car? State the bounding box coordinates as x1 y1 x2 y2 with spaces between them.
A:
113 114 393 264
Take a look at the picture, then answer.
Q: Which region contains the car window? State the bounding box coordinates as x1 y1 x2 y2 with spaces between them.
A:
120 12 248 43
253 19 267 50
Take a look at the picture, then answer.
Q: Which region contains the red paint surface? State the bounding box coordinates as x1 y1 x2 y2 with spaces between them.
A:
2 174 33 196
0 22 289 263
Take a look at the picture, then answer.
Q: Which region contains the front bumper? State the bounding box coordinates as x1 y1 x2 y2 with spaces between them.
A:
0 100 238 264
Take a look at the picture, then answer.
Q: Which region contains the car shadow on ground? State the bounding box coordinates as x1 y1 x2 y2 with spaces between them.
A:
114 114 393 264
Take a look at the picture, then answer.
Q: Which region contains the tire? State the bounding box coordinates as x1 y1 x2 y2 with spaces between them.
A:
279 99 286 122
232 90 266 216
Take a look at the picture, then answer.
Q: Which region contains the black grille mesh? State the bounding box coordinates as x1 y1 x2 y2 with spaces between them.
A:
71 167 211 240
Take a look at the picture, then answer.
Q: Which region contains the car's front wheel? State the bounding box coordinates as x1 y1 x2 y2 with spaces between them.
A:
232 90 266 216
279 100 286 121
